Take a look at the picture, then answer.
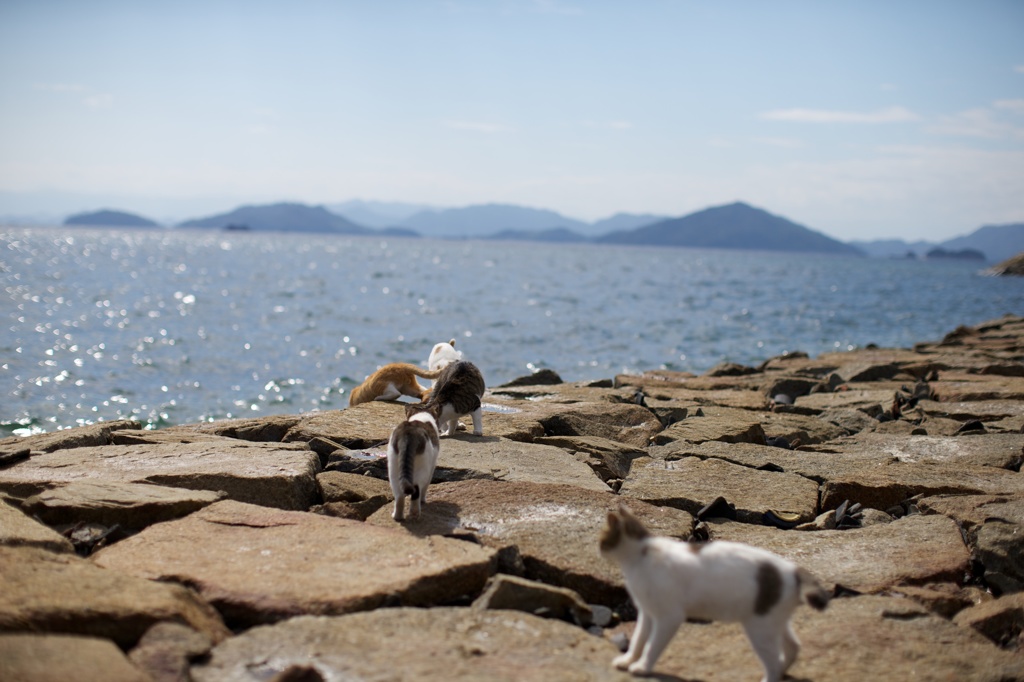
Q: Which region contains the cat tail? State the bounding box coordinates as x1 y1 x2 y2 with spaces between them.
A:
796 567 829 611
410 366 444 379
400 438 418 499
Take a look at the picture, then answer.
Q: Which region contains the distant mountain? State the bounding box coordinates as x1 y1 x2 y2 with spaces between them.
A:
596 202 862 255
938 223 1024 263
848 238 936 259
589 212 669 234
328 199 436 229
65 209 161 228
399 203 589 239
486 227 588 243
178 202 371 234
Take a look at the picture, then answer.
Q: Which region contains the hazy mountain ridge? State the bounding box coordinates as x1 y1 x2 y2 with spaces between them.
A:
853 223 1024 263
596 202 862 256
64 209 161 228
41 200 1024 260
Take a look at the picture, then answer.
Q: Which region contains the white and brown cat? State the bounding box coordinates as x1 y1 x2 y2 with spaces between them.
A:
349 339 463 407
600 503 828 682
413 359 485 436
387 403 441 522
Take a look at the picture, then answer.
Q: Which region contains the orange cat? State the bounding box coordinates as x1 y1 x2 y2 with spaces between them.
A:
348 363 443 406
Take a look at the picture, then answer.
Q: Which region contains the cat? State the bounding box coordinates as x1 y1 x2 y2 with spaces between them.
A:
413 359 485 436
599 503 828 682
386 404 441 521
348 363 443 407
428 338 462 372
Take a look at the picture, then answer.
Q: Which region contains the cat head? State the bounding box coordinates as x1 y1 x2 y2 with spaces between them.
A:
428 339 462 371
600 502 650 556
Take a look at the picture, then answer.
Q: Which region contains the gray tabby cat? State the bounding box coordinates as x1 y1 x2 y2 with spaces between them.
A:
387 404 440 521
414 360 485 436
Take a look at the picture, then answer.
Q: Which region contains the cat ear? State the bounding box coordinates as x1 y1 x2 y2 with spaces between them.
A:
448 339 456 347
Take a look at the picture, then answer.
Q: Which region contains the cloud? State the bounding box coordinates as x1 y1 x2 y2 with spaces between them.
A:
83 93 113 109
759 106 920 124
443 120 514 134
994 99 1024 114
753 137 804 148
33 83 87 93
584 120 633 130
1015 65 1024 74
927 104 1024 140
530 0 584 15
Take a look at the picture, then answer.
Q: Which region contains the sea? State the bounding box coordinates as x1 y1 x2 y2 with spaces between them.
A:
2 226 1022 436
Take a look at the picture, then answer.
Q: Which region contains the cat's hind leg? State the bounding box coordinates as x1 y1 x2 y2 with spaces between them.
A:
613 611 651 670
469 407 483 436
780 620 800 675
628 612 683 676
374 382 402 402
743 618 786 682
391 494 405 522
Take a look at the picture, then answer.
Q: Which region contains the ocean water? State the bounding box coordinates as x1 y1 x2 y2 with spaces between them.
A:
2 226 1022 435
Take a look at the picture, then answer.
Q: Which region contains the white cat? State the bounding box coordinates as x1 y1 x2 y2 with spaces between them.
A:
428 338 462 372
600 503 828 682
386 405 440 522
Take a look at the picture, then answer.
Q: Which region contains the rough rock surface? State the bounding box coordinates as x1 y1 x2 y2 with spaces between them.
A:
92 500 497 627
0 546 230 648
0 441 320 510
191 608 633 682
365 479 694 605
1 314 1023 680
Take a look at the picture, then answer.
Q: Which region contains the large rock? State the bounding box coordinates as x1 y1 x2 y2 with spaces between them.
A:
20 480 226 531
0 498 74 553
365 479 694 605
953 592 1024 650
611 595 1024 681
650 439 1024 513
651 406 768 445
191 608 632 682
705 514 970 594
159 414 303 443
92 500 497 627
0 633 151 682
0 441 320 510
0 546 229 648
810 433 1024 470
326 437 612 492
919 495 1024 594
619 456 820 524
0 419 141 455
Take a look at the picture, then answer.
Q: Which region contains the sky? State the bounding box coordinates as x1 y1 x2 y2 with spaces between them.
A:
1 0 1022 241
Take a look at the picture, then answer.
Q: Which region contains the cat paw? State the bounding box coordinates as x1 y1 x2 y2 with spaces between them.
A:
472 430 483 436
612 654 633 670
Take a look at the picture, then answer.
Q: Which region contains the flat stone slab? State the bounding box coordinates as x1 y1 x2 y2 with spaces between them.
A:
919 494 1024 594
92 500 497 627
21 480 226 531
814 432 1024 470
704 514 970 594
619 456 820 524
794 389 895 415
0 546 229 648
0 498 74 553
918 398 1024 423
651 405 768 445
617 594 1024 681
0 633 151 682
652 440 1024 512
191 608 633 682
437 437 612 491
365 479 694 605
0 419 141 456
0 441 320 510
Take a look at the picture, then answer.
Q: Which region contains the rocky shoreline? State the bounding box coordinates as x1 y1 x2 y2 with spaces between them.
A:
2 315 1024 681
